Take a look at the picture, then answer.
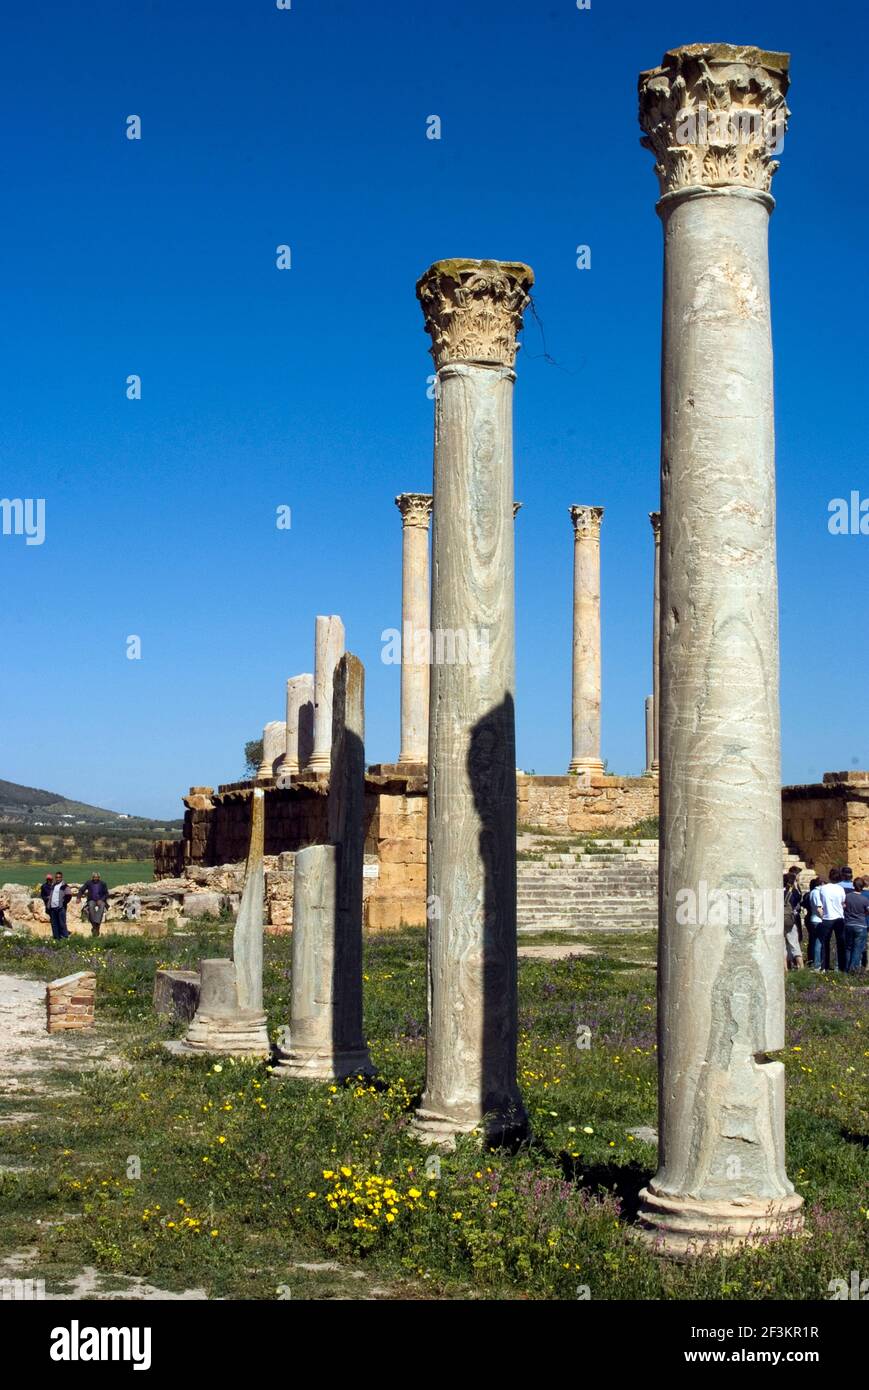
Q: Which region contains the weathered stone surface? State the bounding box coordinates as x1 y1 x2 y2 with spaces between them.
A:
413 257 530 1146
153 969 201 1022
568 506 604 775
46 971 95 1033
307 616 345 773
395 493 433 767
635 42 802 1256
257 721 286 782
181 892 225 919
276 674 314 779
648 510 661 774
275 654 373 1080
233 787 265 1013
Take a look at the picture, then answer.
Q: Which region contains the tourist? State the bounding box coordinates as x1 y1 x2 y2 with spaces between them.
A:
817 868 847 972
77 872 109 936
843 877 869 973
47 871 72 940
39 872 55 913
783 877 803 969
786 867 804 948
804 877 823 969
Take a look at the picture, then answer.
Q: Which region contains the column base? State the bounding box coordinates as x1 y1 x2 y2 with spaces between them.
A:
568 758 604 776
633 1185 805 1259
304 755 331 774
410 1104 529 1151
165 1010 271 1060
271 1039 375 1083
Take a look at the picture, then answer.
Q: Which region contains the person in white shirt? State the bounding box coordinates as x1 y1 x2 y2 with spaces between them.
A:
816 870 846 972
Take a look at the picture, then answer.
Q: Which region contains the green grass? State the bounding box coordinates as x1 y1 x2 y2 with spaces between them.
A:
0 860 153 889
0 928 865 1301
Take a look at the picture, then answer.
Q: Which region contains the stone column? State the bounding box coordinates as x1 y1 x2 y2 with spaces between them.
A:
413 257 532 1146
275 674 314 780
636 43 802 1253
170 789 269 1058
274 654 373 1080
644 695 655 776
395 493 433 768
568 505 604 775
649 510 661 774
306 615 345 774
257 721 285 782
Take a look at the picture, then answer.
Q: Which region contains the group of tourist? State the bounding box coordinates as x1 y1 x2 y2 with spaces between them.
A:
40 871 110 940
784 865 869 973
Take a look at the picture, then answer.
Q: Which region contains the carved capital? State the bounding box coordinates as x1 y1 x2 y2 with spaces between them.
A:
416 258 534 369
649 510 661 540
513 502 522 518
395 492 433 529
638 44 790 198
569 505 604 540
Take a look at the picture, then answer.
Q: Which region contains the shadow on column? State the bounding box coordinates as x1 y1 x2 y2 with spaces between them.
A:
468 692 528 1150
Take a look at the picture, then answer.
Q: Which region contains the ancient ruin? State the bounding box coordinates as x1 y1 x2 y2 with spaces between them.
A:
568 505 604 776
274 653 373 1080
635 42 803 1253
411 257 532 1146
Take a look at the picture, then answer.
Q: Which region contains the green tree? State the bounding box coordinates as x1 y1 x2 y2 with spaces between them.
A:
244 739 263 778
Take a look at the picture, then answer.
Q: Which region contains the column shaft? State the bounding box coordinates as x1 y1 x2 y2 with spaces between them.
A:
306 615 345 773
413 258 532 1146
568 507 604 775
637 42 801 1253
395 494 432 766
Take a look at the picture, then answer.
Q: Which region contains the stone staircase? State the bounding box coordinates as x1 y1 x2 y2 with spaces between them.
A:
516 837 810 935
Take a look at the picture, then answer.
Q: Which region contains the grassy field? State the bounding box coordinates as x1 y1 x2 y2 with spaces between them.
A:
0 860 153 889
0 925 866 1300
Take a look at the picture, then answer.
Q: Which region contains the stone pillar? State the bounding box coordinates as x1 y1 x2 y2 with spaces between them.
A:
644 695 655 777
275 674 314 780
395 493 433 768
636 43 802 1253
413 257 532 1146
568 505 604 776
170 790 269 1058
274 653 373 1080
233 786 265 1015
649 510 661 774
257 721 285 782
306 616 345 774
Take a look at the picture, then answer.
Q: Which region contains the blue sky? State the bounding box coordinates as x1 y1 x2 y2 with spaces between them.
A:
1 0 866 818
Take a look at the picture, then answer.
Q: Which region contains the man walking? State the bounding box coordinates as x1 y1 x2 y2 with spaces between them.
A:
47 871 72 940
77 872 110 936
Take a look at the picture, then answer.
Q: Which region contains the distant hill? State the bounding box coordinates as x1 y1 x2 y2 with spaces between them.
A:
0 779 181 862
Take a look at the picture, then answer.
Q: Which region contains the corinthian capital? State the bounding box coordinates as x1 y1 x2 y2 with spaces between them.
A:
416 258 534 370
569 505 604 540
649 510 661 539
638 43 790 198
395 492 433 528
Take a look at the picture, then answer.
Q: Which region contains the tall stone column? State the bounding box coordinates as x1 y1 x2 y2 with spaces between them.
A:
636 43 802 1253
413 257 532 1147
649 510 661 774
395 493 433 768
274 654 373 1081
257 721 285 782
306 615 345 774
275 673 314 780
568 506 604 775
